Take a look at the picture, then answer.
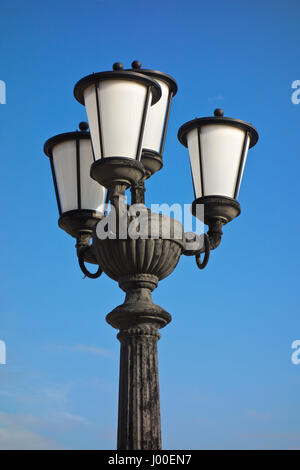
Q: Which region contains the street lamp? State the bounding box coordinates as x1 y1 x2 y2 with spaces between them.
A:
44 61 258 450
44 122 106 275
178 107 259 267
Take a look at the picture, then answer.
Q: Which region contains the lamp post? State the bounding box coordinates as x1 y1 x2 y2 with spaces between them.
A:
44 61 258 450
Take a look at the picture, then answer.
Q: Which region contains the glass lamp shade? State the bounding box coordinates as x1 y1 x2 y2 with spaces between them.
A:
73 69 161 162
178 110 259 200
137 69 177 159
44 127 106 216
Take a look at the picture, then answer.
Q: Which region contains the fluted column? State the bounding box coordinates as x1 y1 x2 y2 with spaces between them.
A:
106 274 171 450
117 326 161 450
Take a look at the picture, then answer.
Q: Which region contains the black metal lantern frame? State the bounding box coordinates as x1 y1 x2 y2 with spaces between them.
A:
178 110 258 200
73 65 162 197
178 109 259 266
74 69 161 161
129 61 178 177
44 123 104 263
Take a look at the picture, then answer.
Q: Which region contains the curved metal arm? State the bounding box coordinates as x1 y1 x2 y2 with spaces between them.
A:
182 217 225 270
182 218 224 254
207 219 223 250
78 246 102 279
195 234 210 270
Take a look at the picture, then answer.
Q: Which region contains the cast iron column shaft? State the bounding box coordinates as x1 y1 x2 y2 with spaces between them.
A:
130 181 146 204
106 274 172 450
117 325 161 449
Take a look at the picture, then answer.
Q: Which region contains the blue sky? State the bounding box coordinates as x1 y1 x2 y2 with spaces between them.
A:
0 0 300 449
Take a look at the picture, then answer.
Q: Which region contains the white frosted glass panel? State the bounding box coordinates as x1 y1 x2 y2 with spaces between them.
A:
142 79 169 153
80 139 106 211
99 79 148 159
84 80 149 160
84 85 101 159
235 136 250 197
187 128 202 198
52 140 77 212
200 125 246 198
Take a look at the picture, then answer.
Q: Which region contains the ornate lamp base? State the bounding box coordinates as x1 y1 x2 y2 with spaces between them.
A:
90 157 145 189
58 209 103 239
191 195 241 225
91 210 184 450
58 209 103 264
141 149 163 178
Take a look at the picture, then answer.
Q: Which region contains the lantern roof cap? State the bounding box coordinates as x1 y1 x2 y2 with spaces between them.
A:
128 60 178 96
178 109 259 148
74 66 162 106
44 123 90 157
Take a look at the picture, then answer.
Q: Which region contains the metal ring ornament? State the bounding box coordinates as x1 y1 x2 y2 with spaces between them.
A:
195 234 210 270
78 246 102 279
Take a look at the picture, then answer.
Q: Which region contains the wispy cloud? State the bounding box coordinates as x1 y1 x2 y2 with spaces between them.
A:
47 343 114 358
0 382 71 406
239 430 300 448
50 411 89 428
0 409 91 449
244 408 270 421
69 344 113 357
40 383 71 405
0 412 63 450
